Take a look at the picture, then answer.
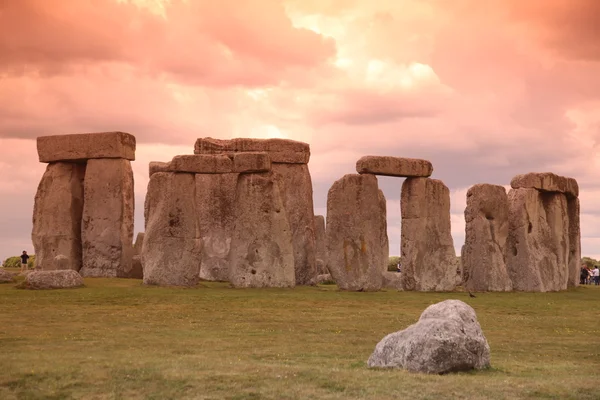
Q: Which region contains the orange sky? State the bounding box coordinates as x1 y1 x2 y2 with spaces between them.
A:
0 0 599 260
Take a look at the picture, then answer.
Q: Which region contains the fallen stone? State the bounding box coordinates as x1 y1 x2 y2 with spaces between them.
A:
233 152 271 173
0 269 15 283
149 161 171 177
314 215 327 274
382 271 403 290
170 154 233 174
356 156 433 178
229 172 295 288
325 174 387 291
313 273 333 284
194 137 310 164
37 132 136 163
511 172 579 198
142 172 202 287
32 162 86 271
80 159 134 278
272 163 317 285
20 270 84 290
462 184 512 292
368 300 491 374
401 178 457 291
196 173 238 282
506 188 570 291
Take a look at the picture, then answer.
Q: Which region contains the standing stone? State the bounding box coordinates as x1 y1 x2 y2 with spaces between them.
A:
325 174 387 291
142 172 202 287
271 163 317 285
229 172 295 288
567 197 581 288
506 188 570 292
462 184 512 292
401 178 457 291
196 173 238 282
314 215 327 274
32 162 86 271
80 159 134 278
128 232 145 280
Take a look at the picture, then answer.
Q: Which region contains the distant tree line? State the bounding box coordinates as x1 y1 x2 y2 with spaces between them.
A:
2 255 36 269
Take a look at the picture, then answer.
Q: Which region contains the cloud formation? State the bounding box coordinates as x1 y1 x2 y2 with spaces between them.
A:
1 0 599 261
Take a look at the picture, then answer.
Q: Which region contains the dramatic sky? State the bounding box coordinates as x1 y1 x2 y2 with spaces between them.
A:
1 0 599 262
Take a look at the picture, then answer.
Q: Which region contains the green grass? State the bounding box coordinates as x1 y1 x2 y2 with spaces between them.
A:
0 274 598 400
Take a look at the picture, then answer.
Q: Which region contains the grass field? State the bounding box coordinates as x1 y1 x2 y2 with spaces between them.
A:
0 271 599 400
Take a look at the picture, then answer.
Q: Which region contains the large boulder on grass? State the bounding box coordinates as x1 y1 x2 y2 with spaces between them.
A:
21 270 84 290
0 269 15 283
368 300 490 374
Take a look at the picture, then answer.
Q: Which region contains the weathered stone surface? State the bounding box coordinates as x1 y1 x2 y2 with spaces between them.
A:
462 184 512 292
133 232 145 256
325 174 387 291
567 198 581 288
53 255 70 270
356 156 433 178
170 154 233 174
37 132 136 163
0 269 15 283
314 215 327 274
382 271 403 290
229 172 295 288
313 273 333 284
506 188 570 292
511 172 579 198
32 162 86 271
196 173 238 282
194 137 310 164
233 152 271 173
149 161 171 177
368 300 490 374
21 270 84 290
142 172 202 287
272 163 317 285
80 159 134 278
401 178 457 291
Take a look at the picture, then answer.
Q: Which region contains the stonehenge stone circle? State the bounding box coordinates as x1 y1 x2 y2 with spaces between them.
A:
196 173 238 282
462 184 512 292
229 172 295 288
80 158 134 278
142 172 202 287
506 187 571 292
194 137 316 285
401 177 457 291
567 198 581 288
325 174 387 291
368 300 490 374
32 132 136 277
356 156 433 178
32 162 86 271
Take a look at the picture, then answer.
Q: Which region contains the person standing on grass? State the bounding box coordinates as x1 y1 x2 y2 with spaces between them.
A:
593 265 600 286
20 250 29 273
581 265 589 284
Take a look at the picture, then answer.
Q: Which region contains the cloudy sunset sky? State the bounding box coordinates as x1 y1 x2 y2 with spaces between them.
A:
1 0 599 262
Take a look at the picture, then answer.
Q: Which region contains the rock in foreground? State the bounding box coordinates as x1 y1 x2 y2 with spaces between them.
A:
368 300 490 374
0 269 15 283
20 270 84 290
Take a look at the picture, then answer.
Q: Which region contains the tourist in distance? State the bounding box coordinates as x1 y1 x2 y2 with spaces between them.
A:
20 250 29 273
